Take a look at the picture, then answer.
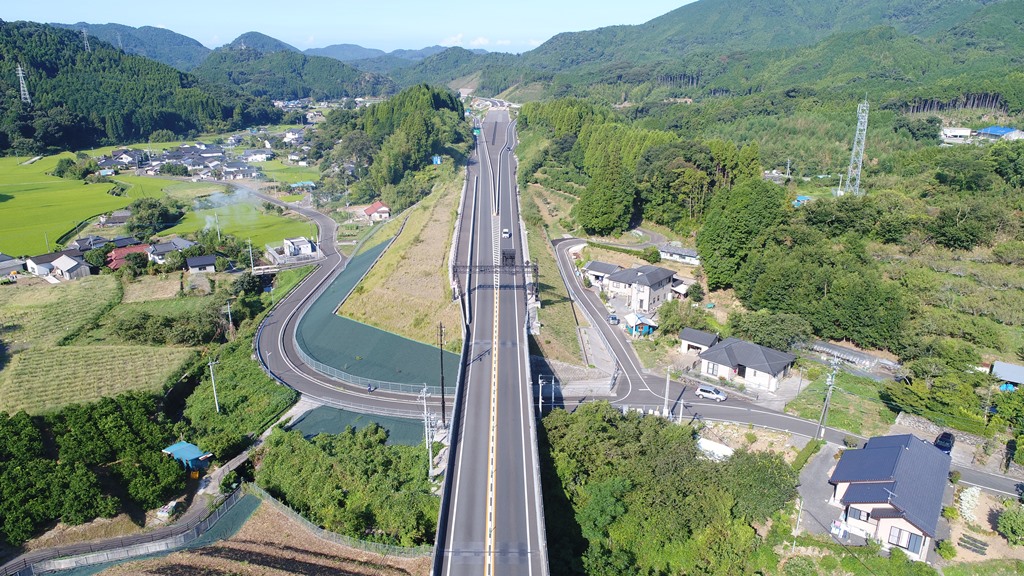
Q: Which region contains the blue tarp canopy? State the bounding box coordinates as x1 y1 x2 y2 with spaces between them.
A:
162 441 213 470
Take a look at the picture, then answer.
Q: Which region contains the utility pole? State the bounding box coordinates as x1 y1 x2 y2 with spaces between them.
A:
538 376 544 415
208 360 221 414
816 357 839 440
419 387 433 479
663 370 671 418
248 238 254 270
225 299 235 340
438 323 447 426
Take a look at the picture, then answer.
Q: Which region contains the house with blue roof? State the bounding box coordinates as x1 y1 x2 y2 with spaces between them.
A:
829 434 951 562
976 126 1024 141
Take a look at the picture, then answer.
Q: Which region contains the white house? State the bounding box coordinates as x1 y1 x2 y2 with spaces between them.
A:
604 265 676 314
0 254 25 276
679 328 719 353
829 434 951 562
941 127 972 145
186 255 217 274
658 244 701 266
147 238 196 264
283 237 317 256
363 200 391 222
26 250 83 276
697 337 796 393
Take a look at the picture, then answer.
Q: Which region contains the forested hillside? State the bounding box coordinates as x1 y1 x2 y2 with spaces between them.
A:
223 32 299 54
0 20 280 154
193 43 395 100
519 94 1024 436
309 84 472 211
52 22 211 70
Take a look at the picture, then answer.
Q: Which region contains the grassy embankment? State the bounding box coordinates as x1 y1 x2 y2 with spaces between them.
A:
338 169 464 350
0 275 193 413
517 129 585 365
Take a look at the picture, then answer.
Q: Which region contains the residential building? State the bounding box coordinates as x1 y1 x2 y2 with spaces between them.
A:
829 434 951 562
68 235 110 251
604 265 676 314
658 244 701 266
0 254 26 276
52 254 90 280
106 245 149 270
283 237 317 256
186 255 217 274
26 249 83 276
99 209 132 227
623 313 658 337
679 328 720 353
364 200 391 222
147 238 196 264
582 261 620 289
698 337 796 392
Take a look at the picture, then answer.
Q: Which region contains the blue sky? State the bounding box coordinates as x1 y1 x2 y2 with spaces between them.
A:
5 1 695 53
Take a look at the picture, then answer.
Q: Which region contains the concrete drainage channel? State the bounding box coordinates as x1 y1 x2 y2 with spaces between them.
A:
1 489 252 576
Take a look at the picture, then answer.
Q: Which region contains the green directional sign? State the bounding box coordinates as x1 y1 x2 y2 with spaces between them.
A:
473 128 481 136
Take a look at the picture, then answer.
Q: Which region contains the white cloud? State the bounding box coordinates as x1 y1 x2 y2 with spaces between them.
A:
441 33 464 46
494 39 512 46
469 36 490 47
303 35 317 47
527 39 543 47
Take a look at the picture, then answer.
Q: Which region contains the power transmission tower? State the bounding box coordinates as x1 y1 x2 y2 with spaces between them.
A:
841 99 869 197
82 28 91 52
16 65 31 104
117 32 124 51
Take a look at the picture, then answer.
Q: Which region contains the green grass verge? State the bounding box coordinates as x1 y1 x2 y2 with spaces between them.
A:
633 336 680 369
162 202 311 250
279 193 305 202
785 370 897 437
254 159 320 184
943 560 1024 576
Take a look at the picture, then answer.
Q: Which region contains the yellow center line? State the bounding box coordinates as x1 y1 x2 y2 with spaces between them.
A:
484 268 500 576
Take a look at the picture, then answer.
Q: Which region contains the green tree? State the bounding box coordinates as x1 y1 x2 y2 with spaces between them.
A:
728 309 813 351
998 505 1024 545
573 144 634 235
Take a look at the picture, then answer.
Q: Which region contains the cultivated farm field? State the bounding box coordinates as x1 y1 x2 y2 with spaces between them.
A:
0 275 198 414
254 159 319 184
0 345 194 414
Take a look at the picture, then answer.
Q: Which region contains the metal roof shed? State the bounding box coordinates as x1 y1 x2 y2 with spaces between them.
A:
162 441 213 470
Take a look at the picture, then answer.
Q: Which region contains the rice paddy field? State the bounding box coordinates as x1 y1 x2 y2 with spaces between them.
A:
254 159 319 184
0 155 123 255
161 202 312 249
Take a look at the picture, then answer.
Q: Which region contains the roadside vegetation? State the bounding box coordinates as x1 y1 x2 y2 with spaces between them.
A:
338 167 463 349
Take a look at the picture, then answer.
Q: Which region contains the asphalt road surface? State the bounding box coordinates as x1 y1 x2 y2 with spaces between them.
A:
437 110 548 575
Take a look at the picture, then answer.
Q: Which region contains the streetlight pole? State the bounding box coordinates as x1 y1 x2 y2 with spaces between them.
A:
225 298 235 340
208 360 221 414
816 357 838 440
438 322 447 426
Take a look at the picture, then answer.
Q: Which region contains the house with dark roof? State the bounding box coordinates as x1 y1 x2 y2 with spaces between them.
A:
99 209 132 227
605 265 677 314
829 434 951 562
147 238 196 264
110 236 142 249
582 261 621 289
52 254 90 280
679 327 719 353
698 337 796 392
186 255 217 274
0 253 26 276
26 249 83 276
658 244 701 266
69 235 111 251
